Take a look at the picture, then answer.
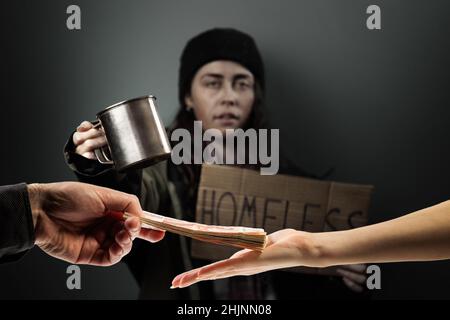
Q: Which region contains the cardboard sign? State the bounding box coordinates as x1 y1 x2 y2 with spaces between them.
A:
191 164 374 274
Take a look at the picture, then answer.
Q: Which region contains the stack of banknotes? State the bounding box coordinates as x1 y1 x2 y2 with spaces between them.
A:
123 211 267 251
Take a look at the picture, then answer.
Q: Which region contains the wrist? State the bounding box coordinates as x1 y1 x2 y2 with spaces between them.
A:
309 231 352 268
297 231 336 268
27 183 45 241
286 230 324 268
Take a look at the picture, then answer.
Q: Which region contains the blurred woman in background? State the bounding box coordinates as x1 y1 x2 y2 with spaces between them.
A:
64 28 367 299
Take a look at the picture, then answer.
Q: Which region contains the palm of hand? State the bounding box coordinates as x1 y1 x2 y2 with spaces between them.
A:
172 229 309 288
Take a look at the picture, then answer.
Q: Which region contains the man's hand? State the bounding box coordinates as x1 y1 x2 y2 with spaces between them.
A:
28 182 165 266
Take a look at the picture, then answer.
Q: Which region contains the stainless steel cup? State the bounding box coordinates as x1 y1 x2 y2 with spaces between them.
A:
93 95 171 172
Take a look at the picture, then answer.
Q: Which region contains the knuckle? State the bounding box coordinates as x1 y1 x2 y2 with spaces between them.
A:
75 145 85 155
84 139 94 149
73 133 81 145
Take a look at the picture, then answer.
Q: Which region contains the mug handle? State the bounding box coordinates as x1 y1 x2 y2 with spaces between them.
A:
91 120 114 165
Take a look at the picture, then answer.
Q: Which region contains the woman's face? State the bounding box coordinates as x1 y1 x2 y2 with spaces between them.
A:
185 60 255 131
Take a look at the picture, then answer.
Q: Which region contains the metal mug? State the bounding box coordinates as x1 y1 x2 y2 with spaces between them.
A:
93 95 172 172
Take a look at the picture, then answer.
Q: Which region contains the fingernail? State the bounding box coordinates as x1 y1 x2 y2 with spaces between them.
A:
170 285 176 289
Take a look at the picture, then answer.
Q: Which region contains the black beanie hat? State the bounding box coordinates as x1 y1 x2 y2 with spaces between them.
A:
178 28 265 107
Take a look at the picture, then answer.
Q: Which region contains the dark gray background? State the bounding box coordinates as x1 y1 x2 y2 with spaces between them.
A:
2 0 449 299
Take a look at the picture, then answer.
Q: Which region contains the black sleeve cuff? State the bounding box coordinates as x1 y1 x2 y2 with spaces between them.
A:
0 183 35 263
63 131 113 177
